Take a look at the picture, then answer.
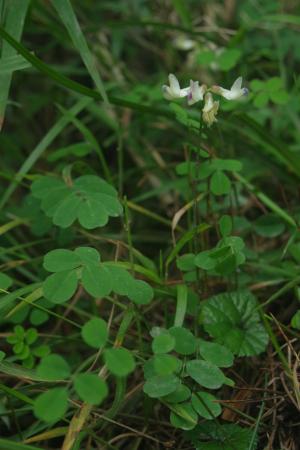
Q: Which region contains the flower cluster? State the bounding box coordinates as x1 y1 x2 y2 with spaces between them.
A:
162 74 248 127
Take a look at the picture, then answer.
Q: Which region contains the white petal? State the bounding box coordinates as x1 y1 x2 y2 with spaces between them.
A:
231 76 242 92
203 93 214 112
162 85 174 100
180 86 191 97
168 74 180 96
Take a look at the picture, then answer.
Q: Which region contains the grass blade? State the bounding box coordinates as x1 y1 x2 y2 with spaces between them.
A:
52 0 108 104
0 439 44 450
0 97 91 210
0 26 172 118
0 0 30 129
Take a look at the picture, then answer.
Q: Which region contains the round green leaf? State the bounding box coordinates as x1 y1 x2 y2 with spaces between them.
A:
210 170 231 196
34 387 68 423
92 193 123 217
153 354 181 376
43 270 78 304
104 347 135 377
170 402 198 430
31 176 66 199
143 374 180 398
218 49 241 71
200 291 269 356
77 195 109 229
152 333 175 354
36 354 70 380
191 391 222 419
52 193 82 228
254 214 285 238
169 327 197 355
74 175 117 197
81 264 112 298
25 328 38 345
30 309 49 326
163 384 191 403
194 250 215 271
254 91 269 107
81 317 108 349
74 373 108 405
105 265 134 296
186 359 226 389
74 247 100 265
199 340 234 368
43 249 81 272
127 279 154 305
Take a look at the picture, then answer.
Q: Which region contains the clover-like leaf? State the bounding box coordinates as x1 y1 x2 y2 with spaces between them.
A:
43 270 78 304
104 347 135 377
143 374 180 398
31 175 123 230
74 373 108 405
43 249 81 272
81 317 108 349
170 402 198 430
34 387 68 423
81 264 112 298
191 391 222 420
186 359 226 389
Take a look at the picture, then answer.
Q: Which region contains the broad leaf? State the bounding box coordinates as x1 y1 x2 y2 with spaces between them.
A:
186 359 226 389
43 270 78 304
200 291 268 356
74 373 108 405
104 348 135 377
34 387 68 423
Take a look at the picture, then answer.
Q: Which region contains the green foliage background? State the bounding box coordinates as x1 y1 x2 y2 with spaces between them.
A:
0 0 300 449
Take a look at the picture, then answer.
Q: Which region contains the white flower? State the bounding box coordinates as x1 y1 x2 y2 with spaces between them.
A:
173 35 196 51
211 76 248 100
162 74 190 100
187 81 207 106
202 93 219 127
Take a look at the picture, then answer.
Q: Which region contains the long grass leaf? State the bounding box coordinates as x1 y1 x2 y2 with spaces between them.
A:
52 0 108 104
0 97 91 210
0 438 44 450
0 0 30 128
0 26 172 118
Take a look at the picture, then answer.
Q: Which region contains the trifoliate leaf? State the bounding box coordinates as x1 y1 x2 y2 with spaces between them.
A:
31 175 122 230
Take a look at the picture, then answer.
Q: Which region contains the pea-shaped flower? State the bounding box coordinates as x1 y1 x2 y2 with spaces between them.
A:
187 81 207 106
202 93 219 127
162 74 190 100
211 76 248 100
